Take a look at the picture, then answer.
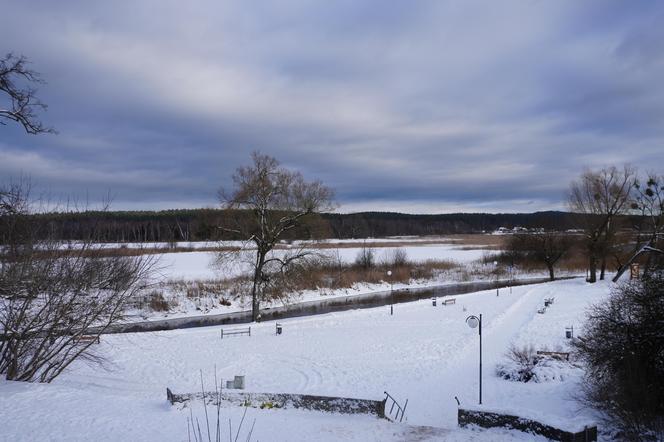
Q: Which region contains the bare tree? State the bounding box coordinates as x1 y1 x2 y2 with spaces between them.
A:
389 248 409 267
568 165 635 282
632 174 664 267
0 53 55 135
613 173 664 282
218 152 334 321
0 182 154 382
354 243 376 270
508 231 574 281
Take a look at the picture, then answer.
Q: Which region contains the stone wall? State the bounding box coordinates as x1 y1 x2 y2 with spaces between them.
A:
458 408 597 442
167 388 386 418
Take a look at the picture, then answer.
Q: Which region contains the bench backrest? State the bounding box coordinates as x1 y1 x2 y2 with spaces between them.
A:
221 327 251 338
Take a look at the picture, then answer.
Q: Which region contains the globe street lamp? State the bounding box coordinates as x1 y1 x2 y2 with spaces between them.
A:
466 314 482 405
387 270 393 315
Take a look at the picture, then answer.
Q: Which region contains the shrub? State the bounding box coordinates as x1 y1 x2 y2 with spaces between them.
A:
573 273 664 440
0 182 154 383
148 291 170 311
354 246 376 270
496 344 571 383
390 248 409 267
219 297 231 306
496 344 540 382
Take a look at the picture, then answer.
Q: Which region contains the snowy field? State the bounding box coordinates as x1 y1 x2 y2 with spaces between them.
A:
153 244 490 281
135 242 505 321
60 236 485 251
0 278 611 441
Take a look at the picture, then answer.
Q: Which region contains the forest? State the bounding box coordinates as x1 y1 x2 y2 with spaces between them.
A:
13 209 581 242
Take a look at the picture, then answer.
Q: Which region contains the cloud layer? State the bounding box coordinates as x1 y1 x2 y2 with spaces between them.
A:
2 0 664 213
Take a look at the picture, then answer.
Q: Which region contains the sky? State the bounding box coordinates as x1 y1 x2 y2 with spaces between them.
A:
1 0 664 214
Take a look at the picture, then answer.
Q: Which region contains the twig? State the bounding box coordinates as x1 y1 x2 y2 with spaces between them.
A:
190 408 198 442
215 365 221 442
201 370 212 442
234 407 248 442
245 419 256 442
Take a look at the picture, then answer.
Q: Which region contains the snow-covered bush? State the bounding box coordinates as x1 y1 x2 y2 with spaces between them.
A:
496 344 539 382
496 344 570 383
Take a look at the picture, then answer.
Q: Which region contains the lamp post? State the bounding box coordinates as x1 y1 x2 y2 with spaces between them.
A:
387 270 393 315
493 261 499 296
466 314 482 405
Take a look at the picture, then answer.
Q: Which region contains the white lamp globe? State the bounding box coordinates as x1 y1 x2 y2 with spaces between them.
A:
466 316 480 329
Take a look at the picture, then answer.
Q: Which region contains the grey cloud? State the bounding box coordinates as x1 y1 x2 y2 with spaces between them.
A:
2 1 664 213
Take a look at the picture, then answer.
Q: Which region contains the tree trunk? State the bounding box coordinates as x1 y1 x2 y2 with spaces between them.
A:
251 269 260 322
600 257 606 281
251 283 260 322
6 340 18 381
644 246 656 278
588 254 597 283
251 250 266 322
547 263 555 281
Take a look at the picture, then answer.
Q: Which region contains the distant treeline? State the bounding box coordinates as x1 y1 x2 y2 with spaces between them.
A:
324 211 577 238
6 209 583 242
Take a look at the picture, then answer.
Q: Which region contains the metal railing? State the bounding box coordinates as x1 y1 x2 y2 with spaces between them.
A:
383 391 408 422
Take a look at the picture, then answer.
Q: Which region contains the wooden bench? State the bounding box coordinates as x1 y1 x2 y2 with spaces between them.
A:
442 298 456 306
220 326 251 339
544 297 555 307
537 307 547 314
76 335 100 344
536 351 570 361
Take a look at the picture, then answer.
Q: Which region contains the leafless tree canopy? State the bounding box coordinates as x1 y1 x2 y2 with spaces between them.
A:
632 175 664 263
573 273 664 439
568 165 635 282
507 231 573 281
0 182 153 382
218 152 335 321
0 53 55 135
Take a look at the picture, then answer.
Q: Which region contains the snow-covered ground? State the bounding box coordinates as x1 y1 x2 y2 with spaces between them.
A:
130 242 499 321
153 244 490 281
0 278 611 441
136 241 572 322
56 236 481 251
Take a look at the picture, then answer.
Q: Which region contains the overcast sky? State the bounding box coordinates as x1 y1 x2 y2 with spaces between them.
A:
2 1 664 213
